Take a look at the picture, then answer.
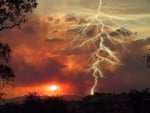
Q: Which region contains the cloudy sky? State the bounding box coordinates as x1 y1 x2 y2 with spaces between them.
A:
37 0 150 37
1 0 150 98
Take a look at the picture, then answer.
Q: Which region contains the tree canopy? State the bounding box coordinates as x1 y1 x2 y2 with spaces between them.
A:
0 42 14 90
0 0 37 92
0 0 37 31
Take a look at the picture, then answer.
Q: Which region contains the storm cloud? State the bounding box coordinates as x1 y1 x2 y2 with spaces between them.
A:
1 0 150 98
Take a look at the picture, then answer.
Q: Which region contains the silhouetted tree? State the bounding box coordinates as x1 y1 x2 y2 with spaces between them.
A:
22 92 44 113
0 42 14 100
43 97 68 113
22 93 68 113
0 42 14 89
0 89 150 113
0 0 37 100
0 102 20 113
128 89 149 113
0 0 37 31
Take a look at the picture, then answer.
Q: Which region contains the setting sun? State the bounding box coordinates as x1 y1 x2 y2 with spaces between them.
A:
43 83 73 96
48 85 59 92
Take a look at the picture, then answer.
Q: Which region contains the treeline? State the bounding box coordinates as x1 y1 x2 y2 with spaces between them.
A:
0 89 150 113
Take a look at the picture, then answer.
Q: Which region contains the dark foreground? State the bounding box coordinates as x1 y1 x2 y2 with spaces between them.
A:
0 89 150 113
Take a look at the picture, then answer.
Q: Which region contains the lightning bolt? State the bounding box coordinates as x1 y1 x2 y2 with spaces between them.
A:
68 0 133 95
47 0 135 95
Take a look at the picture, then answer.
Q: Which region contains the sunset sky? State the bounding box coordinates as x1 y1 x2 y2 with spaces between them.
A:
1 0 150 98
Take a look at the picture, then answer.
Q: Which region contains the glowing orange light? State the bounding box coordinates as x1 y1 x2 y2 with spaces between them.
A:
48 85 59 92
68 62 73 70
43 83 73 96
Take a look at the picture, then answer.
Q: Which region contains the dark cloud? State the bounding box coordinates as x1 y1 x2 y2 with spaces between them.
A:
130 37 150 47
109 28 133 37
54 47 84 55
54 46 95 55
12 57 66 86
47 16 54 22
22 26 36 34
45 38 65 43
65 16 78 22
95 37 150 92
64 14 87 24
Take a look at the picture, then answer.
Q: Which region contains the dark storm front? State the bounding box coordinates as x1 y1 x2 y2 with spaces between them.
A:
144 50 150 68
147 54 150 68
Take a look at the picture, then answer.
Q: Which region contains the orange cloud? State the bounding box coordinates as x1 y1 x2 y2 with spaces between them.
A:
1 13 150 98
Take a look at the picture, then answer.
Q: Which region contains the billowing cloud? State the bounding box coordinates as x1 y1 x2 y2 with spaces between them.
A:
45 38 65 43
1 0 150 98
95 37 150 92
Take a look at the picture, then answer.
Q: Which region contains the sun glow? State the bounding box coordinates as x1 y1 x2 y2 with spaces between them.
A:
48 85 59 92
44 84 60 96
43 83 74 96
